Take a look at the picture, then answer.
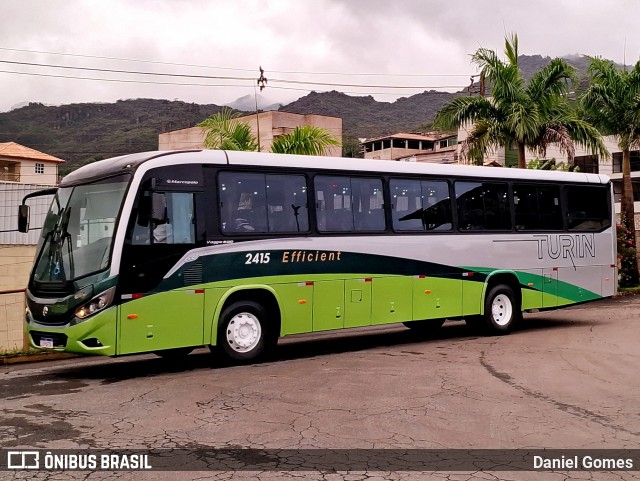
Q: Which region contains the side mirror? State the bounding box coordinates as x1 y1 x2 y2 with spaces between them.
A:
18 204 30 233
151 192 167 224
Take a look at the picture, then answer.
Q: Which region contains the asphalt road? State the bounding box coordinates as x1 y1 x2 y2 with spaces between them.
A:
2 296 640 480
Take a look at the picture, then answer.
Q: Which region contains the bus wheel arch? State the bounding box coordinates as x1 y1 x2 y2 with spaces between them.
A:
474 273 522 335
212 288 281 361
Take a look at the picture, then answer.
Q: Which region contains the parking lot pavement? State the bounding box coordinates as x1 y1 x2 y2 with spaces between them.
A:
2 295 640 480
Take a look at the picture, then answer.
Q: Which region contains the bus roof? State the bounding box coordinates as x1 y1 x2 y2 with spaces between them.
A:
61 149 610 187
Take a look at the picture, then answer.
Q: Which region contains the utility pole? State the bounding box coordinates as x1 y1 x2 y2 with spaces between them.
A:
255 66 268 152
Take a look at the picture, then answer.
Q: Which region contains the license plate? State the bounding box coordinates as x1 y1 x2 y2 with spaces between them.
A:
40 337 54 348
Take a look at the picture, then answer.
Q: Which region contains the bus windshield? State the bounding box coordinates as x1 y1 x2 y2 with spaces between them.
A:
33 175 130 284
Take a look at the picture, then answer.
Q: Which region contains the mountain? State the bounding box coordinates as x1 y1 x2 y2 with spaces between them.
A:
279 90 457 138
226 94 282 112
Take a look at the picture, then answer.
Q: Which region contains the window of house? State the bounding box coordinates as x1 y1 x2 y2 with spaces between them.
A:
612 151 640 173
35 163 45 174
573 155 599 174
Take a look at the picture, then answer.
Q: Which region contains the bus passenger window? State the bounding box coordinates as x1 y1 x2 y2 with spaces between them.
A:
514 184 562 230
266 174 309 232
566 186 611 231
456 181 510 230
219 172 268 233
392 179 452 231
315 176 354 232
352 178 385 231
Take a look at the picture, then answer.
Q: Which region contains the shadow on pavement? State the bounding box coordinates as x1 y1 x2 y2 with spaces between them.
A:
38 315 598 384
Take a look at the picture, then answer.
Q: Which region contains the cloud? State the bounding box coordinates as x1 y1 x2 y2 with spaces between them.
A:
0 0 639 112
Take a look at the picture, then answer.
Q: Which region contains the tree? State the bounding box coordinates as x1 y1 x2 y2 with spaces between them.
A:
197 108 258 152
197 109 340 156
434 33 607 168
581 57 640 283
270 125 340 156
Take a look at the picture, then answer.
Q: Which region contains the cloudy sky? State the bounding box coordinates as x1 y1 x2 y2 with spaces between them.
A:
1 0 638 112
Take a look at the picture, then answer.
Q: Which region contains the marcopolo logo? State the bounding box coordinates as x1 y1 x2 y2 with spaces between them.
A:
7 451 39 469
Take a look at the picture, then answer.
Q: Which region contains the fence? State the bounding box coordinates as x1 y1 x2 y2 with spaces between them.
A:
0 183 54 351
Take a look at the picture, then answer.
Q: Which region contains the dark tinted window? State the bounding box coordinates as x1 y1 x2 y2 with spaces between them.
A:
352 178 385 231
266 174 309 232
566 186 611 231
456 181 510 230
315 176 385 232
390 178 452 231
513 184 562 230
219 172 309 234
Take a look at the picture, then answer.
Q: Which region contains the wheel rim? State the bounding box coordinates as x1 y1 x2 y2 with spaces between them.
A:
226 312 262 353
491 294 513 327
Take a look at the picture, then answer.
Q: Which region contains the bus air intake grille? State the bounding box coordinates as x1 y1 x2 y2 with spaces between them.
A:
183 262 203 286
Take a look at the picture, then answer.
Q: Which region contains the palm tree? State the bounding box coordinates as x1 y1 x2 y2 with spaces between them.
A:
434 33 607 168
270 125 340 156
581 58 640 257
197 108 258 152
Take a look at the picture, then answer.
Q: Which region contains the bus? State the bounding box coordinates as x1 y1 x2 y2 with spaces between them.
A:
19 150 617 362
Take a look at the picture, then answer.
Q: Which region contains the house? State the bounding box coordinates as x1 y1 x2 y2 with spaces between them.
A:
0 142 64 186
0 143 62 352
158 111 343 157
362 132 458 163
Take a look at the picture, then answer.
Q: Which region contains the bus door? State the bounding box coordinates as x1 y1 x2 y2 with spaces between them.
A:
542 268 559 308
118 174 206 354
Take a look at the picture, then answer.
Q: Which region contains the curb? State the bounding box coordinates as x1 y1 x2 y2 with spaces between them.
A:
0 351 79 366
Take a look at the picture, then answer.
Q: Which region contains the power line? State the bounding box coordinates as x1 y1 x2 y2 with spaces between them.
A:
0 60 469 91
0 46 472 78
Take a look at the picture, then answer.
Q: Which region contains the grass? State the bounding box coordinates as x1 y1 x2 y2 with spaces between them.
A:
618 285 640 296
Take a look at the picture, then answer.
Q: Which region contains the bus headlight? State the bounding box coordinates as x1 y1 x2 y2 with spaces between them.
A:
75 287 116 320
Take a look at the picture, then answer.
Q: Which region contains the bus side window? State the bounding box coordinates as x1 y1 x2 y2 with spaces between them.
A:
219 172 268 233
315 176 354 232
566 186 611 231
153 192 195 244
352 178 385 231
456 181 510 230
266 174 309 232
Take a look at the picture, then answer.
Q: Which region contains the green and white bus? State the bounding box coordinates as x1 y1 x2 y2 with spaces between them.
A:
20 149 617 361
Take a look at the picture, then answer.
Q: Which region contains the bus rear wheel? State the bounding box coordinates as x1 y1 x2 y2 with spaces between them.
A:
217 301 270 362
483 284 520 334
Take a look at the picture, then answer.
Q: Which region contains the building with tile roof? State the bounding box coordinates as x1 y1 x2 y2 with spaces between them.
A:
0 142 64 186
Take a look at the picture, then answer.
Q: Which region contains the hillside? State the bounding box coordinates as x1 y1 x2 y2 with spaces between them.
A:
0 54 615 173
0 99 223 174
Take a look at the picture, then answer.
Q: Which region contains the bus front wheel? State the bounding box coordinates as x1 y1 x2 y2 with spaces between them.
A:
483 284 520 334
217 301 269 362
